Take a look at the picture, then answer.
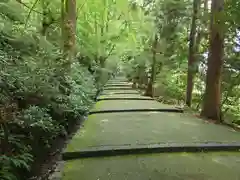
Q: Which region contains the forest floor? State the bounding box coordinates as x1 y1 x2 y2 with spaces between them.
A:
61 77 240 180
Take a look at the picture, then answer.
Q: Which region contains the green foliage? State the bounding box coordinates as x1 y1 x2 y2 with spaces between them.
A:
1 0 240 179
15 106 63 135
124 0 240 124
0 0 97 179
1 0 144 177
66 64 96 115
0 1 24 22
0 133 33 180
155 67 186 103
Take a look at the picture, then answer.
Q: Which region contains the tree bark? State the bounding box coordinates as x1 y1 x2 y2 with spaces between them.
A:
41 0 50 36
145 34 158 97
185 0 199 107
200 0 225 121
195 0 207 53
61 0 65 48
63 0 76 63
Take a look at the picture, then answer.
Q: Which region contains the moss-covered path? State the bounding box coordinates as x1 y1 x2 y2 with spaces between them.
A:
62 77 240 180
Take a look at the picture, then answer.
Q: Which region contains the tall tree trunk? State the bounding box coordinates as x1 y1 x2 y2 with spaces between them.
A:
200 0 224 121
41 0 49 36
204 0 208 15
61 0 65 50
145 34 158 97
63 0 76 64
202 0 209 40
195 0 207 53
185 0 199 107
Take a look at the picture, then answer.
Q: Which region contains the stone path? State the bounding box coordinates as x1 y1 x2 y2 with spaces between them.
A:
62 77 240 180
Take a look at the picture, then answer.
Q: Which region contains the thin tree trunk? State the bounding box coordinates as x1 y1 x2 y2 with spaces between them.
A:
202 0 209 40
61 0 65 50
41 0 49 36
186 0 199 107
195 0 206 55
68 0 76 53
204 0 208 15
200 0 225 121
63 0 76 63
145 34 158 97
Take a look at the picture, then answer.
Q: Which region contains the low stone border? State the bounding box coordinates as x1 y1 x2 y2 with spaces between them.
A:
63 142 240 161
89 108 184 115
97 97 154 101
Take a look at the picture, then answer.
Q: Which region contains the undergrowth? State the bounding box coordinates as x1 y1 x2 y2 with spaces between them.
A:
0 1 98 179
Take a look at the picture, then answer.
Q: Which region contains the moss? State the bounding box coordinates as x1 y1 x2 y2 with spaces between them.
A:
62 152 240 180
65 112 240 153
